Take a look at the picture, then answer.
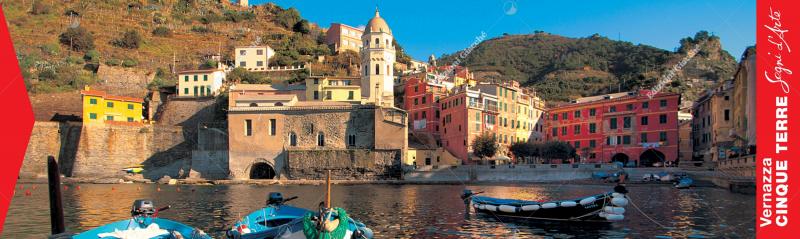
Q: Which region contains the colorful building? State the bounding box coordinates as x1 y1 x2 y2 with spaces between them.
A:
234 46 275 71
80 87 144 124
546 91 681 166
439 86 499 163
325 23 364 53
177 68 226 97
360 8 396 106
692 81 734 163
403 73 452 138
305 76 362 103
475 81 545 147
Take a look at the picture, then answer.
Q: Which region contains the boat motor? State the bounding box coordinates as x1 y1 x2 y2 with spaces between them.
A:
267 192 298 206
131 200 157 217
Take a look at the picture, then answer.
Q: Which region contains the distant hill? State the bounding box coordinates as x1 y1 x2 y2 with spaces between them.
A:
439 31 739 105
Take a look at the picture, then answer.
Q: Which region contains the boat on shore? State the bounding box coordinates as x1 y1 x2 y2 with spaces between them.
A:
52 200 210 239
462 185 630 223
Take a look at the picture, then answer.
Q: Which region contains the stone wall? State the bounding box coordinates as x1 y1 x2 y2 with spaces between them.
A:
285 149 401 180
20 121 82 178
97 65 154 91
404 164 622 182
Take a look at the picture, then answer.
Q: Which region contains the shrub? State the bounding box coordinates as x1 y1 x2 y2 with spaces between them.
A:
293 20 310 34
275 7 301 29
30 1 51 15
200 60 218 69
112 30 142 49
105 58 122 66
122 58 139 67
66 55 84 65
191 26 210 33
59 26 95 51
39 43 60 56
227 67 269 84
152 26 171 37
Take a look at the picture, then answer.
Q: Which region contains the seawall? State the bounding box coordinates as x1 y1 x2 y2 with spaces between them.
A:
404 164 621 183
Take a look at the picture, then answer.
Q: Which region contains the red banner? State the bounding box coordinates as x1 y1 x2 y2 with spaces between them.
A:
757 0 799 238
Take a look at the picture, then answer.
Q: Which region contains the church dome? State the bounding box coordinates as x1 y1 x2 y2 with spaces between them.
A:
365 8 391 35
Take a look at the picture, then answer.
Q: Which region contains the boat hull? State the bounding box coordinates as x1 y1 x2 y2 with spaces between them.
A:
71 218 210 239
470 192 629 223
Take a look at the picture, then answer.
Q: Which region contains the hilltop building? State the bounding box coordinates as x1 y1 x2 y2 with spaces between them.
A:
546 91 681 166
80 86 144 124
176 68 226 97
325 23 364 53
235 46 275 71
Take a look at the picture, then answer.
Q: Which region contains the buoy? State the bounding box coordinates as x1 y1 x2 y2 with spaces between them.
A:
32 185 37 190
63 185 68 191
560 201 577 207
541 203 557 209
137 186 141 191
611 197 629 207
111 187 115 191
24 190 31 196
472 203 480 208
604 206 625 214
157 187 161 192
599 212 607 218
484 205 498 212
498 205 517 213
76 186 81 190
191 188 196 193
176 187 181 192
605 213 624 221
612 193 624 198
579 197 597 206
521 205 540 211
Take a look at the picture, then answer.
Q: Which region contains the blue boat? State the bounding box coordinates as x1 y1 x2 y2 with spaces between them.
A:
65 200 210 239
463 186 630 222
675 177 694 189
226 192 373 239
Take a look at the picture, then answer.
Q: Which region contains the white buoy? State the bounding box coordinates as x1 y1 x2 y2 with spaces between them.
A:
484 205 498 212
473 203 480 208
579 197 596 206
605 213 624 221
612 193 624 198
498 205 517 213
541 203 557 209
560 201 577 207
521 205 540 211
599 212 607 218
477 204 486 210
611 197 629 207
604 206 625 214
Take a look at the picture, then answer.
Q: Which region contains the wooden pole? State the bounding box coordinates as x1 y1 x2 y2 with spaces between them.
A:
48 156 65 235
325 170 331 208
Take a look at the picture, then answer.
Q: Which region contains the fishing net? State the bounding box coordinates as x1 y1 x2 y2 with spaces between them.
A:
302 207 350 239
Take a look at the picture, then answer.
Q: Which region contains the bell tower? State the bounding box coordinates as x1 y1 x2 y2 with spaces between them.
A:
361 8 395 106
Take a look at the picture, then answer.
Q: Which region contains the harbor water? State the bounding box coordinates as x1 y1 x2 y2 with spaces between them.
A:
2 183 754 238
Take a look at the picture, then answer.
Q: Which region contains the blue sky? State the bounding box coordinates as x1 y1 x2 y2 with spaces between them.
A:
254 0 755 61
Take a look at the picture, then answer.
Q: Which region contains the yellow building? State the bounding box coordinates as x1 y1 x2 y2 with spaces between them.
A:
80 87 144 124
305 76 362 103
177 69 226 97
234 46 275 71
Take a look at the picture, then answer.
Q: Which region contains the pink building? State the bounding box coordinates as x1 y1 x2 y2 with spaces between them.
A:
439 87 499 163
403 73 452 140
545 91 681 166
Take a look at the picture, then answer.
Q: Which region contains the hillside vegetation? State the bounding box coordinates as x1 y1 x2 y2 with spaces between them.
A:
439 31 739 104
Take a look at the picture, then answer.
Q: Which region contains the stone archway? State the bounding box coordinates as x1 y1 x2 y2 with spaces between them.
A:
639 149 666 167
610 153 630 166
249 161 276 179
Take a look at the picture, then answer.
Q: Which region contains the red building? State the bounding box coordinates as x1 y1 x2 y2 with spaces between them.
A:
439 87 499 162
545 91 681 166
403 73 455 140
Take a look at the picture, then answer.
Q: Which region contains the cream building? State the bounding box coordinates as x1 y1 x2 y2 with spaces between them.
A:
235 46 275 71
325 23 364 53
361 8 396 107
177 69 226 97
305 76 362 103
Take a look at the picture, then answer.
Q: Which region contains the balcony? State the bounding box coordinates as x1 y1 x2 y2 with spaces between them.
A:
468 102 499 113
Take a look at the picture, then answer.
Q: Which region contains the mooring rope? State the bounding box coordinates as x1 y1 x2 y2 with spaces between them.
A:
626 194 670 229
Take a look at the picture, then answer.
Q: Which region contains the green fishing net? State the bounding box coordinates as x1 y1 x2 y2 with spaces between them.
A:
302 207 350 239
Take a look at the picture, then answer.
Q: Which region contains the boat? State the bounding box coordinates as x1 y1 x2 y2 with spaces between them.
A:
462 186 630 222
226 172 373 239
122 164 144 174
69 200 211 239
675 177 694 189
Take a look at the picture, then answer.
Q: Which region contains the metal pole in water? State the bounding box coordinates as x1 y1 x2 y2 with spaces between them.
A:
48 156 65 235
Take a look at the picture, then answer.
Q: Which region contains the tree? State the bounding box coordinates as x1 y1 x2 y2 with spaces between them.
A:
509 141 532 161
293 20 311 34
275 7 301 29
471 133 498 162
113 30 142 49
227 68 270 84
541 141 576 163
59 26 95 52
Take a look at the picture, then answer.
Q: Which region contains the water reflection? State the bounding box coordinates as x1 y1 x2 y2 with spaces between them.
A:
3 183 754 238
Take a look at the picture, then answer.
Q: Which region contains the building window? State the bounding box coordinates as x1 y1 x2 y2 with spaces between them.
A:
574 110 581 118
127 117 134 122
107 102 114 108
239 61 246 67
89 113 97 119
184 88 189 95
561 126 567 136
575 141 581 148
200 86 205 96
245 119 252 136
589 140 596 148
589 108 596 116
610 118 618 129
641 116 649 125
724 109 730 121
317 133 325 146
641 133 648 143
589 123 596 133
659 132 668 141
184 76 189 82
562 112 568 120
574 125 581 135
660 99 668 107
193 75 198 81
257 49 263 55
207 87 211 95
623 117 631 128
642 102 649 109
725 95 730 101
325 91 332 100
609 106 616 113
622 135 631 145
348 91 354 100
269 119 276 136
375 64 380 75
553 114 558 120
552 127 557 137
348 135 356 146
89 98 97 105
659 114 667 124
257 61 263 67
314 91 319 100
422 96 426 104
106 115 113 121
194 86 198 96
627 104 634 111
239 50 246 55
203 75 208 81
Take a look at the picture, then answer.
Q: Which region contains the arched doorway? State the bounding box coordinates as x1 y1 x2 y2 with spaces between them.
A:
610 153 629 166
250 162 276 179
639 149 666 167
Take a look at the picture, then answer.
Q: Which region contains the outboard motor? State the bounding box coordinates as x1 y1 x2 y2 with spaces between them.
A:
267 192 285 206
131 200 156 217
